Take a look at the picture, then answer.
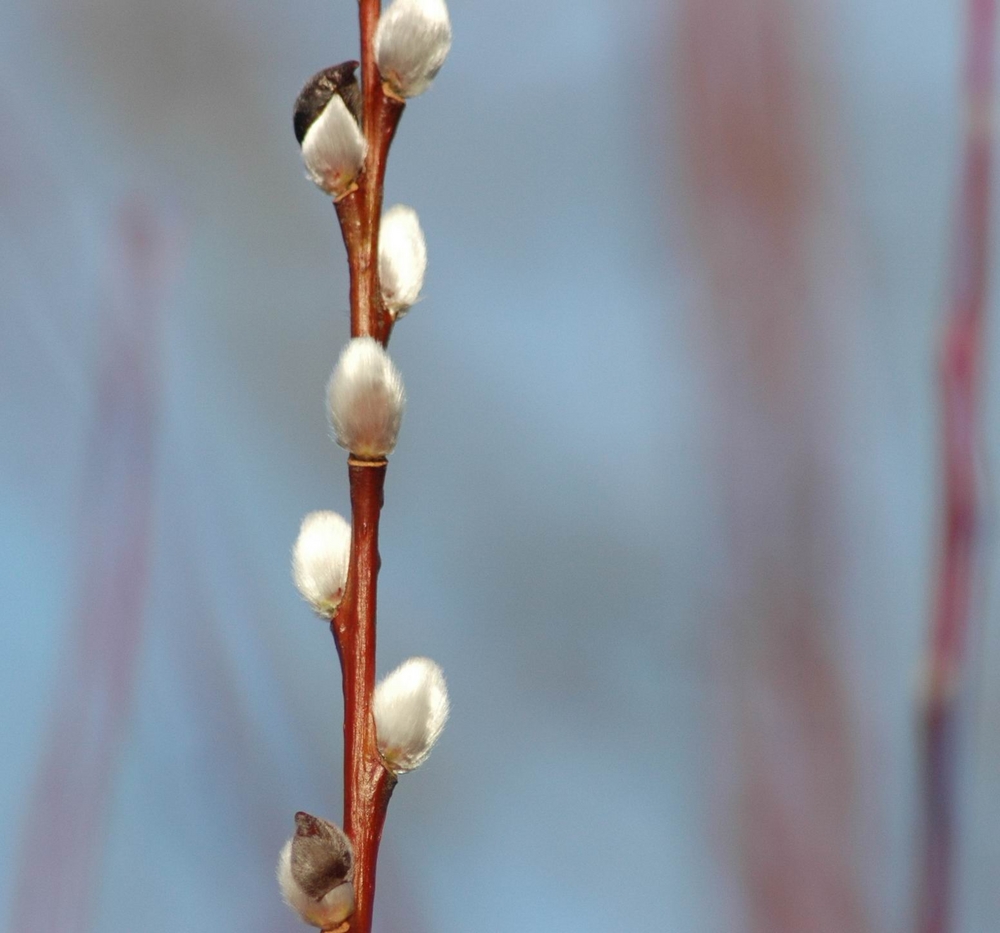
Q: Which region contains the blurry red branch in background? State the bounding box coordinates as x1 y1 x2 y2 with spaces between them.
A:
919 2 996 932
8 202 174 933
675 0 873 931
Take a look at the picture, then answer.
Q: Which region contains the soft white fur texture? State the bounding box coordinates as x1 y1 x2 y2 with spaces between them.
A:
374 0 452 98
373 656 449 772
326 337 405 459
277 840 356 929
379 205 427 317
292 511 352 616
301 94 367 197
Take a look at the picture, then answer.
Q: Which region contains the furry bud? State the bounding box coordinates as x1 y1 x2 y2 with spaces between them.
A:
277 812 355 930
374 0 453 99
292 511 352 617
326 337 406 459
379 205 427 319
294 63 367 199
374 656 449 772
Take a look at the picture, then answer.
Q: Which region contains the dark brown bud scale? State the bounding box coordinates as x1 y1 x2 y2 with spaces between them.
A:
290 811 354 899
293 61 362 145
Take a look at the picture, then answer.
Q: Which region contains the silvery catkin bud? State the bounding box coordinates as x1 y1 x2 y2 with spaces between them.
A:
379 205 427 318
292 511 352 617
277 812 355 930
327 337 406 459
293 62 367 199
374 0 453 99
373 656 450 772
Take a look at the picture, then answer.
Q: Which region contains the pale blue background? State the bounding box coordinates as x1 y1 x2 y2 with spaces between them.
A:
2 2 999 932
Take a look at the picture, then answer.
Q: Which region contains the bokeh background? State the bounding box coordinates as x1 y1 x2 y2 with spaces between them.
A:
2 1 999 931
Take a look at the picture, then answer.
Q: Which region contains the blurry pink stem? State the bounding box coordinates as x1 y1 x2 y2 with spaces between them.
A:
919 3 995 932
7 203 169 933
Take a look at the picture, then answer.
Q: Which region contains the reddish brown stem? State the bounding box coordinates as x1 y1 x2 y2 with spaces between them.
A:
335 191 364 324
328 5 410 931
337 0 405 345
918 2 995 932
335 87 404 346
331 461 398 933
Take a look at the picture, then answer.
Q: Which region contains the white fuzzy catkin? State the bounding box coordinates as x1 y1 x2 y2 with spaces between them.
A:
327 337 406 459
379 205 427 318
292 511 352 616
374 0 453 99
373 656 449 772
300 94 367 198
277 840 356 930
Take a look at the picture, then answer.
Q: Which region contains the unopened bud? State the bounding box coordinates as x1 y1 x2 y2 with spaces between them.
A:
277 812 355 930
374 0 453 99
379 205 427 319
292 511 352 617
327 337 405 460
374 656 449 772
294 63 367 199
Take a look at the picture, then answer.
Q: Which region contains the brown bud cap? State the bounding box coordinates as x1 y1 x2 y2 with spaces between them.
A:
290 811 354 899
293 61 361 145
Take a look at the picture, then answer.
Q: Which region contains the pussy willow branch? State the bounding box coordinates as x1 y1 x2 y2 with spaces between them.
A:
332 461 396 933
328 3 406 932
918 3 995 932
336 4 404 345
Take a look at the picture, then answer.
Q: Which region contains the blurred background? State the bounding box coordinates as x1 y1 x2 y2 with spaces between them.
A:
2 0 999 931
